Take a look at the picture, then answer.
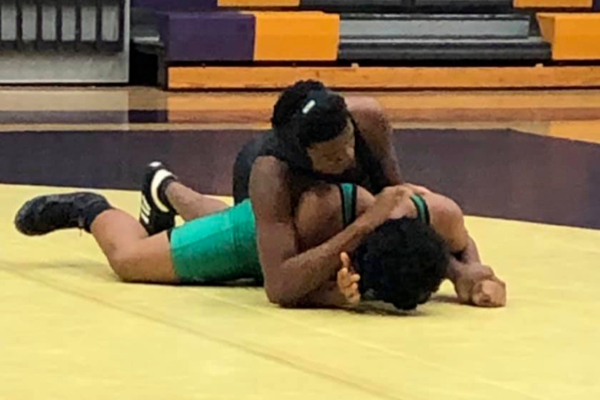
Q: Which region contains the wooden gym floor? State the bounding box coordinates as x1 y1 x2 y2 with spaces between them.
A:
0 88 598 400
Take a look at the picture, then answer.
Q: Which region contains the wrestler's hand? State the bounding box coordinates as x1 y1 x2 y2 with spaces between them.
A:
337 252 361 306
471 279 507 308
403 183 432 196
454 262 507 307
370 186 413 224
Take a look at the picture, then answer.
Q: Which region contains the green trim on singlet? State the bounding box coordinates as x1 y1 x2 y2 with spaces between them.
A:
410 194 430 225
338 183 357 228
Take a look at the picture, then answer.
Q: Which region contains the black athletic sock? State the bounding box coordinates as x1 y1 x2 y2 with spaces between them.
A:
83 199 113 233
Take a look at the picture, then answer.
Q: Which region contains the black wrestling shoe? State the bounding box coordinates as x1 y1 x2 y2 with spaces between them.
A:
139 161 177 235
15 192 110 235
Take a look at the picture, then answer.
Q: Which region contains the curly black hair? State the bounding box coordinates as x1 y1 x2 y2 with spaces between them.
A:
353 218 449 311
271 80 326 129
289 90 351 148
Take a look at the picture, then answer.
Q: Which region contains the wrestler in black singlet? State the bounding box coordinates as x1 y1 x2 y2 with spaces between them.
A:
232 118 390 204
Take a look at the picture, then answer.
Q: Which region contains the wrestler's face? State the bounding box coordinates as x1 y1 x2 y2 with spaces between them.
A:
306 120 356 175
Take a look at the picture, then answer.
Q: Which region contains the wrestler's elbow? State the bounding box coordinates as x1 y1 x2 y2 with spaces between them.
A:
264 277 301 307
265 282 285 305
265 287 295 307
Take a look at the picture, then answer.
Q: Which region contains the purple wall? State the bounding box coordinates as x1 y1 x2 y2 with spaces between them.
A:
131 0 218 11
160 12 255 62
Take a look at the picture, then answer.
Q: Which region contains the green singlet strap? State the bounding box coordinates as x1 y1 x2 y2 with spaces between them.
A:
338 183 357 228
410 194 430 225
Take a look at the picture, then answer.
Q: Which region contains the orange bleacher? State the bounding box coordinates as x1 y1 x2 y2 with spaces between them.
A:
514 0 592 8
538 13 600 60
250 12 339 61
132 0 600 90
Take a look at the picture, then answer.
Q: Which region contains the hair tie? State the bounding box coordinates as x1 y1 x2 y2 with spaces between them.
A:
302 99 316 115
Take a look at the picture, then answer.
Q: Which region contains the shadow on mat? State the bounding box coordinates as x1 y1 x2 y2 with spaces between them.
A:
346 301 426 317
430 294 463 305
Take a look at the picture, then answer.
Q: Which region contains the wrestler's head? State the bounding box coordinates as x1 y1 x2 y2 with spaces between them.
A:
353 218 449 310
271 80 327 130
274 85 355 175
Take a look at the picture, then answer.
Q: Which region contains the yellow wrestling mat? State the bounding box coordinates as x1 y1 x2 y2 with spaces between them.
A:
1 184 598 400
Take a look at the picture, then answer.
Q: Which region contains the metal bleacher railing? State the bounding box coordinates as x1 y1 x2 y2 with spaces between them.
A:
0 0 129 83
0 0 125 52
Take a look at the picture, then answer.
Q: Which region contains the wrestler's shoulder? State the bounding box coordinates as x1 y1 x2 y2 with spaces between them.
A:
252 155 290 177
